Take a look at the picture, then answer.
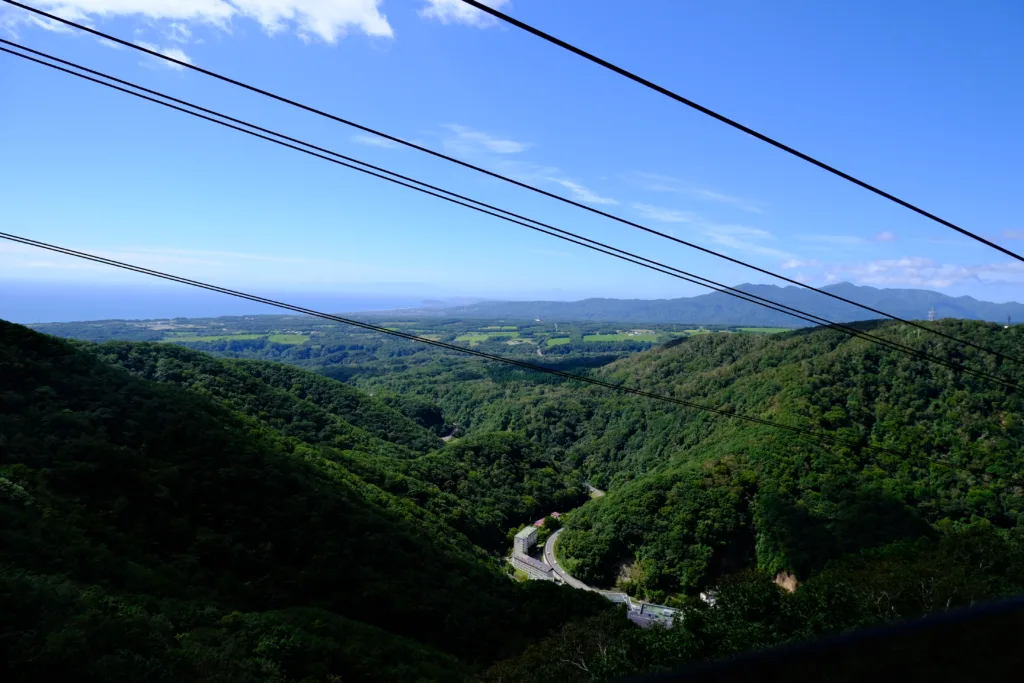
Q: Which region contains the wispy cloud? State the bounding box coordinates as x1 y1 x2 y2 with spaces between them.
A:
706 224 774 240
5 1 393 44
28 14 74 33
166 21 191 43
627 171 764 214
135 40 192 70
631 202 792 259
420 0 509 27
686 187 764 214
793 231 896 247
352 133 399 149
492 158 561 184
632 203 698 223
783 254 1024 289
832 257 1024 288
1002 229 1024 241
442 124 529 154
1 11 73 36
781 258 823 270
796 234 865 245
546 178 618 205
703 229 793 260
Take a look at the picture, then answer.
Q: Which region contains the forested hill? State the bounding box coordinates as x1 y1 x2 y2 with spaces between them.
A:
431 282 1024 325
0 320 608 682
343 318 1024 601
6 315 1024 682
553 320 1024 597
86 340 444 457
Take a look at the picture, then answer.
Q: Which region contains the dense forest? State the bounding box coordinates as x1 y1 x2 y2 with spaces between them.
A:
340 320 1023 601
0 320 610 681
4 315 1024 681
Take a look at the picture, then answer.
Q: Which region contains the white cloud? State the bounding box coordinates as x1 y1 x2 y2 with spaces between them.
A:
7 1 392 44
781 258 822 270
420 0 509 27
442 124 529 154
493 158 561 184
686 187 764 214
135 40 192 69
796 234 865 245
705 223 773 240
1002 229 1024 241
167 21 192 42
703 230 793 260
831 257 1024 288
627 171 764 213
874 231 897 242
630 201 791 259
29 14 75 32
783 255 1024 289
632 203 698 224
546 178 618 205
352 133 399 149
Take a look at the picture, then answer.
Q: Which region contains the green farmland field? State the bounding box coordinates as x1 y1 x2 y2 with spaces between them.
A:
544 337 571 347
164 333 263 343
455 332 518 345
267 333 310 344
584 333 659 343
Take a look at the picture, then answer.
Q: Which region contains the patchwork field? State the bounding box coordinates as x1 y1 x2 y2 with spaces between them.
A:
584 332 659 342
164 333 263 343
456 331 519 344
267 333 310 344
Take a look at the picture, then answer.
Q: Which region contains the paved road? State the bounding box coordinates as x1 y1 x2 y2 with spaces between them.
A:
544 529 680 628
543 529 590 590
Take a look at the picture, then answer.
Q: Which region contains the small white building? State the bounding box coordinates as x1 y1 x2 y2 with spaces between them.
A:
514 526 538 555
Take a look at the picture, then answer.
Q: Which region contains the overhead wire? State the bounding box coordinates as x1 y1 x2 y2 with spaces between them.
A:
2 42 1018 393
1 1 1018 369
459 0 1024 265
1 229 1012 486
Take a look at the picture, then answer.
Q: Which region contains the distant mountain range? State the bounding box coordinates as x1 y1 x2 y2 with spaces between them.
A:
412 283 1024 326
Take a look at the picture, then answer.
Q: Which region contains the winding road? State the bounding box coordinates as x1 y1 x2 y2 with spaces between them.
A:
543 528 680 628
543 529 590 590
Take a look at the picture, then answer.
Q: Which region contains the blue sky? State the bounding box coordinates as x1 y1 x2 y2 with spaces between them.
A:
2 0 1024 321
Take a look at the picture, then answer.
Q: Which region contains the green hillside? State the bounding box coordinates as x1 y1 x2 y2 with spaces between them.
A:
350 319 1022 599
0 320 609 682
5 316 1024 682
555 320 1023 596
475 320 1024 681
87 340 442 456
